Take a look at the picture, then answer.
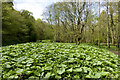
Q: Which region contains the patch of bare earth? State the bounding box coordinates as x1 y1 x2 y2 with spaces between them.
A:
109 50 120 56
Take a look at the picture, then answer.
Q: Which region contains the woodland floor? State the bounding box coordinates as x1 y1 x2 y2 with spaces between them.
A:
109 50 120 56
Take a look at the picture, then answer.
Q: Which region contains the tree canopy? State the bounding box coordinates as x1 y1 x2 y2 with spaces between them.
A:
1 1 120 48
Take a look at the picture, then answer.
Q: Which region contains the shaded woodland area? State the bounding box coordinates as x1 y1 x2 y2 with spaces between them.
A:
1 0 120 49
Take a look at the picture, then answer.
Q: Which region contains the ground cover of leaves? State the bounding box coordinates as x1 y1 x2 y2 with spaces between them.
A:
0 42 119 79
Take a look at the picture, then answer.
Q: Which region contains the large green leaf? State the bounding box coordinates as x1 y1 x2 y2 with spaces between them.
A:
57 68 65 74
5 64 11 68
73 68 82 72
55 75 61 79
16 68 24 74
94 73 101 78
26 71 33 75
45 66 52 70
66 68 72 72
100 72 109 76
44 72 51 78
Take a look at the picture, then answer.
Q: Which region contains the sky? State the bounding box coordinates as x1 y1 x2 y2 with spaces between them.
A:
13 0 118 20
13 0 60 20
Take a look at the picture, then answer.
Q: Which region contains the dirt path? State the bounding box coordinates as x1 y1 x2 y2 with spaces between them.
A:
109 50 120 56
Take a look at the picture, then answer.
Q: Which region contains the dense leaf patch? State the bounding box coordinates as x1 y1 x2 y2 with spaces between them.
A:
0 42 118 79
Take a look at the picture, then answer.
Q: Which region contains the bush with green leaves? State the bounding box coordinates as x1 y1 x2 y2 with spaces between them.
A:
0 42 118 79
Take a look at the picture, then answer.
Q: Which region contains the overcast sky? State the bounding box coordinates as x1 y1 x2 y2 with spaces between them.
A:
13 0 60 20
13 0 117 20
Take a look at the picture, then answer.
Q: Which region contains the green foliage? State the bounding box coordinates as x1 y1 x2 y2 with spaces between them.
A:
1 42 118 79
2 3 54 46
41 40 53 43
20 10 36 42
100 45 119 51
2 2 35 46
2 2 44 46
34 19 54 41
2 2 119 48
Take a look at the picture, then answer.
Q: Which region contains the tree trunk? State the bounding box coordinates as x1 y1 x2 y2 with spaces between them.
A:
0 0 2 47
111 30 114 46
110 4 115 46
98 1 100 47
92 28 94 44
107 1 110 48
117 1 120 48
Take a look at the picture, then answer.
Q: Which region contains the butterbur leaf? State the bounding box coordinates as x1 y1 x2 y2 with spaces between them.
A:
68 58 74 62
115 74 119 78
9 75 18 78
73 68 82 72
57 68 65 74
5 64 11 68
95 73 101 78
82 67 91 73
17 64 23 67
14 75 18 78
41 72 44 77
57 64 67 68
67 68 72 72
73 75 80 78
97 61 102 65
26 64 32 67
31 66 36 69
45 66 52 70
29 76 38 78
55 75 61 79
9 75 14 78
100 72 109 76
86 57 91 60
86 75 91 78
60 64 67 67
21 61 26 64
26 71 33 75
44 72 51 78
16 69 24 74
6 72 11 77
51 73 55 77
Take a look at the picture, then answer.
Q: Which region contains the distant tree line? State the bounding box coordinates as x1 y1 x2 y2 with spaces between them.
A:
43 1 120 48
1 1 120 48
2 1 53 46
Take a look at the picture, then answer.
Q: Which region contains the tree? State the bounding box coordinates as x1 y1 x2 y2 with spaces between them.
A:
2 2 38 45
117 1 120 48
109 2 118 46
2 2 29 45
98 0 101 47
106 1 110 48
20 10 36 42
34 18 54 40
43 2 93 44
0 0 2 46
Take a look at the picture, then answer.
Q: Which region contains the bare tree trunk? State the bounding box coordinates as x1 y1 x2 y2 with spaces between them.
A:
117 1 120 48
107 1 110 48
92 27 94 44
98 0 100 47
111 30 114 46
0 0 2 47
109 3 115 46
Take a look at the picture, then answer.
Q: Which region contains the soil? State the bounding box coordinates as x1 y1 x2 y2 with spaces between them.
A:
109 50 120 56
